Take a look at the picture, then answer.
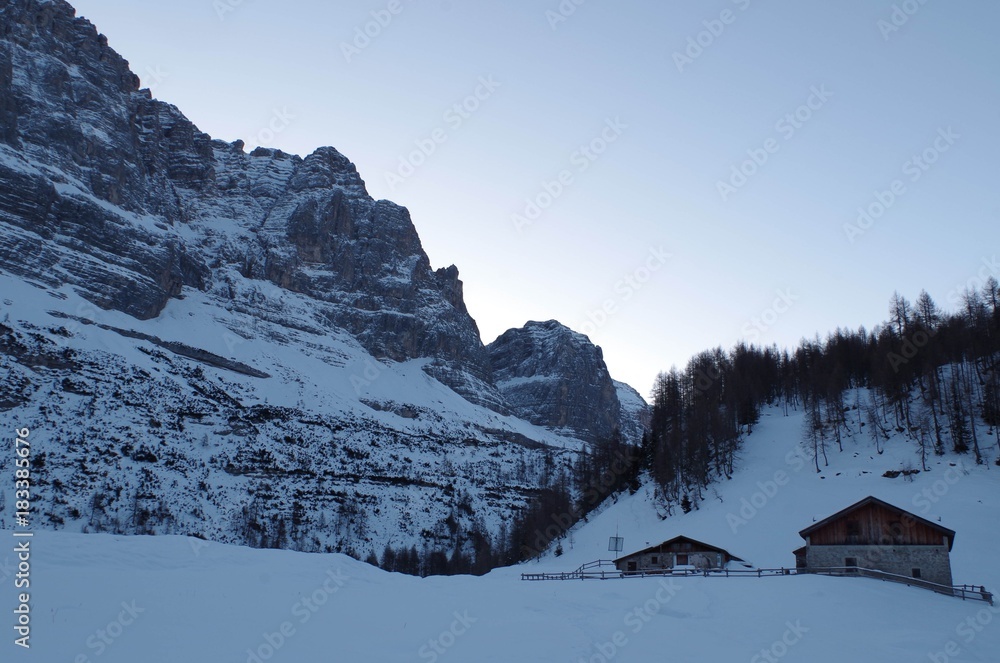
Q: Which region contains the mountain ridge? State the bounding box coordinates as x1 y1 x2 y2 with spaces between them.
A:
0 0 648 562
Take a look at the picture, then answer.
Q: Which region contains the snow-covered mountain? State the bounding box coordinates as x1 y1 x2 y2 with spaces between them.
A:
0 0 647 557
5 403 998 662
488 320 648 445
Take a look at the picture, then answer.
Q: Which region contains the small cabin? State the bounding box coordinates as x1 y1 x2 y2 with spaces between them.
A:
614 536 743 574
794 496 955 586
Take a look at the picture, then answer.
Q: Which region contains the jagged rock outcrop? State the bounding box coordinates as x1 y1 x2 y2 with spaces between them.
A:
487 320 648 445
614 379 651 447
0 0 648 559
0 0 497 403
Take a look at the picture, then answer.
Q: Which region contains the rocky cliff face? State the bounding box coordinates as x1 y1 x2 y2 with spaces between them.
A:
0 0 647 557
488 321 647 445
0 0 501 405
614 379 651 447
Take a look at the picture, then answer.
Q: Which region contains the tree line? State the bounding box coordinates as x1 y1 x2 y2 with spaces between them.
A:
370 432 643 574
352 280 999 575
645 280 1000 510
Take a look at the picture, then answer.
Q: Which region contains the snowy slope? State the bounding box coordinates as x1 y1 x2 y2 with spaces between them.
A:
543 407 1000 579
0 0 655 564
4 404 998 662
0 269 583 556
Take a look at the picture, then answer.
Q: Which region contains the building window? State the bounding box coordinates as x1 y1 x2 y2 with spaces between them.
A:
889 521 904 544
651 556 658 565
845 557 858 569
846 520 861 543
677 554 688 565
627 561 637 572
912 568 921 579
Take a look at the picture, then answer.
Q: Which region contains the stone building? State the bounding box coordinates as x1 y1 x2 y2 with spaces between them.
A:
614 536 743 574
793 496 955 586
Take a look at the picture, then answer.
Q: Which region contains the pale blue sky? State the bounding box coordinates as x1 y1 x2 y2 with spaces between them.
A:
70 0 1000 397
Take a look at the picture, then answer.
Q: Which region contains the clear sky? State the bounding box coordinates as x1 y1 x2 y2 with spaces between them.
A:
68 0 1000 399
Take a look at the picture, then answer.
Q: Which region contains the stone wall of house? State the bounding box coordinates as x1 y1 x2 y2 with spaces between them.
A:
616 551 725 572
804 545 953 586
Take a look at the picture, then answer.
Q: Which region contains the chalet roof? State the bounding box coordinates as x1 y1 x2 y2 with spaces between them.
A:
798 496 956 550
615 535 744 563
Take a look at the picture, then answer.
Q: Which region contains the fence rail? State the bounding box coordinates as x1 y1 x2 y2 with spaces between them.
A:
521 559 620 582
520 562 993 605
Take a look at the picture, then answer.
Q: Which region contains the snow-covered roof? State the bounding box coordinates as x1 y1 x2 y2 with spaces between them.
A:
615 535 745 562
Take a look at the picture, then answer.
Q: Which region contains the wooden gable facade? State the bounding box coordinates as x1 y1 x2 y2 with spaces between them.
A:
614 536 742 574
799 496 955 549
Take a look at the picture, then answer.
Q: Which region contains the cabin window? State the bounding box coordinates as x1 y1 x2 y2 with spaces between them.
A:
627 561 637 572
846 520 861 543
845 557 858 568
677 554 688 565
912 568 921 579
651 556 659 565
890 521 904 543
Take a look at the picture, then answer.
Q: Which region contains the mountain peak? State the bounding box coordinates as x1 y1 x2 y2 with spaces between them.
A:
0 0 650 567
488 320 646 444
291 146 368 196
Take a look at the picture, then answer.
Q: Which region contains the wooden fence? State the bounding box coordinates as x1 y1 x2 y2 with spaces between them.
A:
520 562 994 605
